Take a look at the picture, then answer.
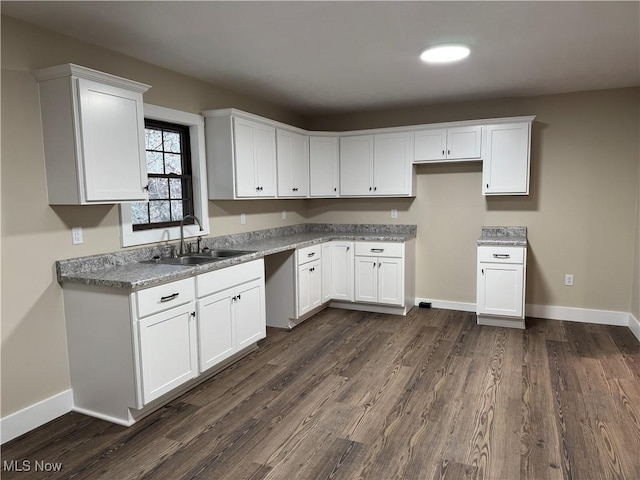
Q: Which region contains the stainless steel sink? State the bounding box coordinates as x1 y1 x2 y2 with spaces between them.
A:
197 249 256 259
141 249 255 266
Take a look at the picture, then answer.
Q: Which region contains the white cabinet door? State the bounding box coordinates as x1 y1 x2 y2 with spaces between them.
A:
414 128 447 161
414 126 482 162
483 123 530 195
233 118 276 197
309 136 339 197
373 132 413 195
138 302 197 404
340 135 374 196
378 257 404 306
197 288 235 373
253 122 277 197
277 129 309 197
78 78 148 202
235 279 266 350
447 126 482 159
322 243 333 303
355 257 378 303
297 259 321 317
331 241 354 302
477 263 524 318
234 118 259 197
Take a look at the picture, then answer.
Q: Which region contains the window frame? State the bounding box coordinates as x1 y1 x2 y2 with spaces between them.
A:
120 104 210 247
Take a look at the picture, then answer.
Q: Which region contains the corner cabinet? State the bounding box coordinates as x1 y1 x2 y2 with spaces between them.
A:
482 121 533 195
33 64 151 205
203 109 277 199
476 246 527 329
309 136 340 197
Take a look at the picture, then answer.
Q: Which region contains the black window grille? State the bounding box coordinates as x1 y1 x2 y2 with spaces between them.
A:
131 119 195 230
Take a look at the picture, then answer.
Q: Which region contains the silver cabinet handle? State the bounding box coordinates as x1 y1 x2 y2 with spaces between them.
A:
371 248 384 253
160 293 179 302
493 254 510 259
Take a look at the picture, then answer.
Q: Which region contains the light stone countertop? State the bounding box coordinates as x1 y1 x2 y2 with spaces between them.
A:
477 226 527 247
56 224 416 290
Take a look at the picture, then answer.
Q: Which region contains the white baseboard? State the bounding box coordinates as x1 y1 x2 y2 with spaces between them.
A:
1 389 72 445
416 298 638 341
629 313 640 341
525 304 629 326
415 298 476 313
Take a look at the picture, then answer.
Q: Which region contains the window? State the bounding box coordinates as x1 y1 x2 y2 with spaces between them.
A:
131 120 194 230
120 104 209 247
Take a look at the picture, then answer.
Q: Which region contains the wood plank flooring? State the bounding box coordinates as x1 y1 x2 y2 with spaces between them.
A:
3 307 639 480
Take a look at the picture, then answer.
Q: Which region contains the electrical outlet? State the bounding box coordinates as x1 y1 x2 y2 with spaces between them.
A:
391 209 398 219
282 210 287 220
71 227 83 245
240 213 246 225
564 274 574 286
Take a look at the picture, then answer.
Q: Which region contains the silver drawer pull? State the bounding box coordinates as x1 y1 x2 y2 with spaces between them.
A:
493 254 510 259
307 252 316 257
370 248 384 253
160 293 179 302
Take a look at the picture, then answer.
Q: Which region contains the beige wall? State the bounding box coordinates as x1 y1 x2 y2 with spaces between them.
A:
307 89 640 311
0 16 309 417
633 163 640 321
2 14 639 421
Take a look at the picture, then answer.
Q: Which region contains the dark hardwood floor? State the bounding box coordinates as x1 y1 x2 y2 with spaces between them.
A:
2 307 639 480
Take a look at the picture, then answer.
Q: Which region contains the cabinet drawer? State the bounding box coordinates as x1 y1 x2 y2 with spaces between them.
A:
296 244 322 265
355 242 403 258
136 278 195 318
478 246 525 264
196 259 264 298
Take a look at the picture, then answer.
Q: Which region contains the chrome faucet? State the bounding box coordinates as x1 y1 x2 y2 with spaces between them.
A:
179 215 204 256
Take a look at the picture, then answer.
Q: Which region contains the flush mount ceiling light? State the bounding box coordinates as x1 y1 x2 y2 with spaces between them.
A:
420 44 471 64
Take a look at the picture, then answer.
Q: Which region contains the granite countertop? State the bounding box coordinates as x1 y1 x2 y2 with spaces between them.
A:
477 226 527 247
57 224 416 290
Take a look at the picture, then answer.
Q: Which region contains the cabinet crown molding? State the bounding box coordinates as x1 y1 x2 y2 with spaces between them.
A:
32 63 151 93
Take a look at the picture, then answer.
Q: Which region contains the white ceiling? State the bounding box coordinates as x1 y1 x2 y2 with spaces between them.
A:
3 1 639 116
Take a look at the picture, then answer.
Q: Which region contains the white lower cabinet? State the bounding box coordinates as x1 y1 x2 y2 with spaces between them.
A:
197 260 266 372
295 244 322 318
62 259 265 426
138 302 197 404
329 241 354 302
297 259 322 317
476 246 527 328
354 242 404 306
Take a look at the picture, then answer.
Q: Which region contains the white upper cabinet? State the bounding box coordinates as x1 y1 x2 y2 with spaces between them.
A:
373 131 414 196
341 132 414 196
340 135 374 195
277 129 309 197
33 64 150 205
234 118 277 197
483 122 532 195
309 136 340 197
414 125 482 162
203 110 277 199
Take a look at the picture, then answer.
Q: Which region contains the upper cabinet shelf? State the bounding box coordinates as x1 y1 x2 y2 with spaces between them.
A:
33 64 151 205
202 108 535 199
